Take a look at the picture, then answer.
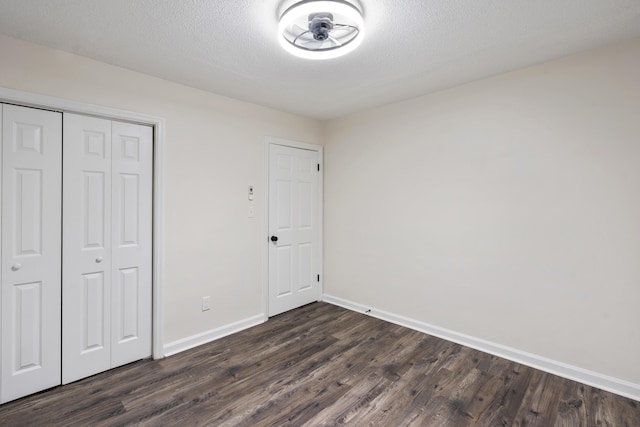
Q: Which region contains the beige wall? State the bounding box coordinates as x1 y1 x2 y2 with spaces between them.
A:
0 35 322 344
3 32 639 386
324 38 640 384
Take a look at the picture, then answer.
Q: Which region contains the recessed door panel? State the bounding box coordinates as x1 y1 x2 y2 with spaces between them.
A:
298 243 312 291
299 157 312 174
268 143 320 316
277 153 291 171
277 180 292 230
119 174 139 247
12 281 42 372
117 267 139 342
1 104 62 404
83 130 106 159
121 136 140 161
82 272 106 352
62 113 112 384
83 172 106 249
14 169 43 256
13 122 43 154
298 181 313 229
276 246 292 296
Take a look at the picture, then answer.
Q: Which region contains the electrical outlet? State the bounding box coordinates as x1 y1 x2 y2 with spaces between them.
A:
201 296 211 311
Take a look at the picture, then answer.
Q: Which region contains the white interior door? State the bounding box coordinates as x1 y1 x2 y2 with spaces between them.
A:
1 104 62 403
110 121 152 368
268 143 320 316
63 114 152 384
62 114 112 384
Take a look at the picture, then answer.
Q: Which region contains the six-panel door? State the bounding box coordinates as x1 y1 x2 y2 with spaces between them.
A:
268 144 320 316
1 104 62 403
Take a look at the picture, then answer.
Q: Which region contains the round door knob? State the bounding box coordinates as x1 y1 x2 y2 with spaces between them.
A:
11 263 22 271
270 235 278 242
96 256 104 263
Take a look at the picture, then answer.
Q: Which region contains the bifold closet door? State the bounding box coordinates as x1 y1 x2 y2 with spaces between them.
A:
110 121 152 368
1 104 62 403
62 114 112 383
62 114 152 384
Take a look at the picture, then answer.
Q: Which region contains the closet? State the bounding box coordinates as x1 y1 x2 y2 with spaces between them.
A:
0 104 153 403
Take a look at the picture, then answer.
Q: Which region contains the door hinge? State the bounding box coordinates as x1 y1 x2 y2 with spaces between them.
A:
317 274 320 282
317 163 320 171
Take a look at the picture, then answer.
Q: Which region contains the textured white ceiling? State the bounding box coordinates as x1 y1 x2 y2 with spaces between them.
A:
1 0 639 119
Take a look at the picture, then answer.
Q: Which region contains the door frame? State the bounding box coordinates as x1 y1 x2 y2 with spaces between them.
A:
0 86 165 359
263 136 323 320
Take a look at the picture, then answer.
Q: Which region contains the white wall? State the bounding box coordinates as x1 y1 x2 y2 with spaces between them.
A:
0 35 322 345
324 38 640 385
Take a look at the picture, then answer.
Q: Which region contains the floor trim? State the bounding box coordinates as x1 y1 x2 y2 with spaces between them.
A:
322 294 640 401
163 314 265 357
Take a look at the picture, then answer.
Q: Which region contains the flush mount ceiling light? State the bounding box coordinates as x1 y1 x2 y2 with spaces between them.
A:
279 0 365 60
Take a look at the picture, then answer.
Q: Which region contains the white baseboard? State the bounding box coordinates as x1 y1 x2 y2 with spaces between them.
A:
163 314 265 357
322 294 640 401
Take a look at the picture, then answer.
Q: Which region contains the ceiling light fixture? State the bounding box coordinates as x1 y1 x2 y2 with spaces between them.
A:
279 0 365 60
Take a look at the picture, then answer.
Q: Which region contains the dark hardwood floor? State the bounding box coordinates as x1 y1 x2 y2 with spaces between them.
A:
1 302 638 426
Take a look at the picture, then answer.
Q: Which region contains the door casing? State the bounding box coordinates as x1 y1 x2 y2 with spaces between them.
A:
263 136 323 319
0 86 166 359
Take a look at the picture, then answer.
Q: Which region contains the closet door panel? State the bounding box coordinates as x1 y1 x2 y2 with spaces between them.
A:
111 121 152 367
62 114 112 384
1 104 62 403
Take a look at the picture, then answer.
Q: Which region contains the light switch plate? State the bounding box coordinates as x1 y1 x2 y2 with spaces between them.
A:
247 206 255 218
201 296 211 311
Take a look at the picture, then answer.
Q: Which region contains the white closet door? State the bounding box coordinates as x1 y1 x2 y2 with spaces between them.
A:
110 121 152 367
63 115 152 383
62 114 112 384
1 104 62 403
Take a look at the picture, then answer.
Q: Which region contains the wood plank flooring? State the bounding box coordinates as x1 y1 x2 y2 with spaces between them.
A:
1 302 638 426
